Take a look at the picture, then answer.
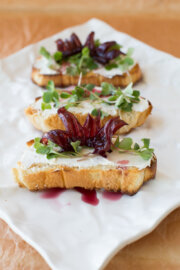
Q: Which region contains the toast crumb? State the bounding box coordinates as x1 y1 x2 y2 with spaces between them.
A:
26 140 34 147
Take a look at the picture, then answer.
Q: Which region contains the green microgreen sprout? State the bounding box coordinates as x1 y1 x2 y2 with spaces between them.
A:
91 108 108 119
113 137 154 160
59 82 140 113
105 47 134 71
41 80 60 111
66 47 98 76
34 138 82 159
39 47 51 60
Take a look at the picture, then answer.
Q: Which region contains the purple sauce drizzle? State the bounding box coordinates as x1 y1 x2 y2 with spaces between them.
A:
102 190 122 201
40 188 66 199
75 188 99 206
40 188 122 205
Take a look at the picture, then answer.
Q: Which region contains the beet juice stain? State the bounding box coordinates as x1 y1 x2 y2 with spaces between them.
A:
40 188 66 199
75 188 99 206
40 187 99 206
40 188 122 205
102 190 122 201
117 160 129 165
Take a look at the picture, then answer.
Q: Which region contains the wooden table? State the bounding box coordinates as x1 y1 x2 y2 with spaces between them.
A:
0 2 180 269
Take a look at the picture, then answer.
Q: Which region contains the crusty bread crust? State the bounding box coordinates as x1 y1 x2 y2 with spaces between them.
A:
25 101 152 134
31 63 142 87
13 155 156 195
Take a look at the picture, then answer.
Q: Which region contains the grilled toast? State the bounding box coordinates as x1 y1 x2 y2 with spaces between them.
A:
25 97 152 134
13 140 156 195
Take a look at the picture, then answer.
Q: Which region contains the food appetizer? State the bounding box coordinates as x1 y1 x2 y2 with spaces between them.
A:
32 32 142 87
13 108 156 194
25 81 152 134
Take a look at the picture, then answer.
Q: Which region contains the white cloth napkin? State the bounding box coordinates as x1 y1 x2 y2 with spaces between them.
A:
0 18 180 270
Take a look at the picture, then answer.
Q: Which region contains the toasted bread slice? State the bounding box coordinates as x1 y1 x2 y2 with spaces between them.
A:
25 98 152 134
31 63 142 88
13 141 157 195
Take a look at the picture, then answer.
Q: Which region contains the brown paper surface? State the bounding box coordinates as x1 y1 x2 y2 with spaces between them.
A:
0 9 180 270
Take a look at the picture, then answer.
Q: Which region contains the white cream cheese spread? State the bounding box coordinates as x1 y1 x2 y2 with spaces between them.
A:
33 56 135 78
20 145 151 171
33 57 60 75
31 96 149 119
93 65 134 78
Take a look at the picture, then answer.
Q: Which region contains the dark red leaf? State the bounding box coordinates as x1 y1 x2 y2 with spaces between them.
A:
56 33 82 57
55 32 124 64
41 108 127 157
42 130 73 151
83 112 101 138
105 50 121 61
70 33 82 48
84 31 95 52
58 107 85 142
96 41 116 54
92 117 127 156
